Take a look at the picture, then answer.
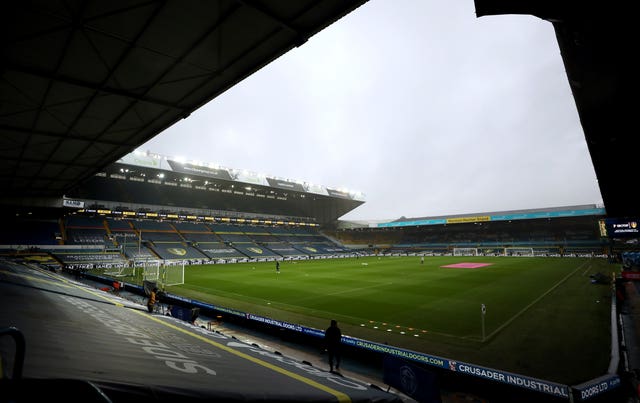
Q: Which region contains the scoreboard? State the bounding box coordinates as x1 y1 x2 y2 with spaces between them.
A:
602 218 640 238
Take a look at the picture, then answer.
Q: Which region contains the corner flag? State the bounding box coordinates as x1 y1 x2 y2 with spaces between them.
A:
481 303 487 342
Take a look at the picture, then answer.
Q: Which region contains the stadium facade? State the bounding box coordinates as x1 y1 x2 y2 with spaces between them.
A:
332 204 612 257
0 149 618 261
0 147 619 272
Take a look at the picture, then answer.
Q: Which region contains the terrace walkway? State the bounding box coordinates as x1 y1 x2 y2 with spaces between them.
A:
65 271 493 402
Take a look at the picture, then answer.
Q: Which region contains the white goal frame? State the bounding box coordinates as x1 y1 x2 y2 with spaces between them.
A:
104 265 135 278
503 247 534 257
162 262 185 286
453 247 479 256
142 260 161 282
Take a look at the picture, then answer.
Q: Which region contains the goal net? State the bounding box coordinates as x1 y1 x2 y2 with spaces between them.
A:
142 260 161 282
453 247 479 256
504 247 534 257
162 262 185 286
103 265 136 278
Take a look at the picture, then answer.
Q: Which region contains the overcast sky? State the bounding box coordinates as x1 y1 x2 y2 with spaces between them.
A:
141 0 603 222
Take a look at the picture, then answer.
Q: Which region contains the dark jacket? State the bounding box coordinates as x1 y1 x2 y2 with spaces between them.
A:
324 323 341 349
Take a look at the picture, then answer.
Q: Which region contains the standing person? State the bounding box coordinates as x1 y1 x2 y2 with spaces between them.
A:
420 256 424 264
324 319 342 372
276 260 280 274
147 287 158 313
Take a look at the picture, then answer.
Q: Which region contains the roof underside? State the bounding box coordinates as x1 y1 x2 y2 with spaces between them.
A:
0 0 368 201
68 162 364 224
1 0 634 221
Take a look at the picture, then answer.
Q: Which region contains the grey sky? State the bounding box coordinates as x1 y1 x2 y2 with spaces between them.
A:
141 0 603 222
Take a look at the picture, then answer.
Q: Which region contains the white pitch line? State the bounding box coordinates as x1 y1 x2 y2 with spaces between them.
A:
485 260 591 341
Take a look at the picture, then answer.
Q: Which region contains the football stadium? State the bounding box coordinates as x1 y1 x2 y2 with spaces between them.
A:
0 2 636 403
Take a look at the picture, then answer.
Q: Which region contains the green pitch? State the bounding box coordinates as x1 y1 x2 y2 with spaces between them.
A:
163 256 616 384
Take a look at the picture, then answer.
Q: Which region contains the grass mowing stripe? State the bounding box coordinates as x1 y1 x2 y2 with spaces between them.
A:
183 279 385 326
186 282 275 306
485 260 590 341
180 257 587 338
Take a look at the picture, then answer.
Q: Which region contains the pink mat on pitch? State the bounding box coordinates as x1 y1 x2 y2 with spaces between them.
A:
441 262 491 269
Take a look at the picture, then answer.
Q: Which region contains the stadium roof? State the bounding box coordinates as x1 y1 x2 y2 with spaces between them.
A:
0 0 368 206
65 151 365 224
339 204 605 229
0 0 635 221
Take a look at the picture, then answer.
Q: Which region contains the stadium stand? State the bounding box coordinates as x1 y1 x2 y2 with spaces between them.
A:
48 247 128 269
198 242 247 261
64 216 110 246
232 243 279 259
0 219 60 247
331 210 608 258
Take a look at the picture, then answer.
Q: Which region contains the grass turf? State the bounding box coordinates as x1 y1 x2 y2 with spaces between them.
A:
147 256 617 384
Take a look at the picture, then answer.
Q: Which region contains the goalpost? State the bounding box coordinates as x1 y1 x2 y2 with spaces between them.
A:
503 247 534 257
162 261 185 286
104 265 136 278
141 260 185 286
453 247 479 256
107 259 184 289
142 260 161 282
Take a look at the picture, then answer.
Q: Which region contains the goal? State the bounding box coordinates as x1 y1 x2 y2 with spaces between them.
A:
162 262 185 286
141 260 161 282
504 247 534 257
453 247 479 256
140 260 185 286
104 265 136 278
